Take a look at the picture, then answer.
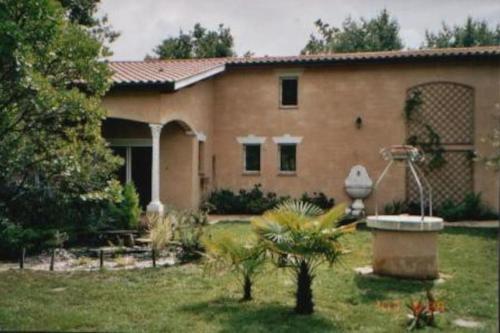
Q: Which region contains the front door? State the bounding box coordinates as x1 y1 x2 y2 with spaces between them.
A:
131 147 152 209
111 146 152 210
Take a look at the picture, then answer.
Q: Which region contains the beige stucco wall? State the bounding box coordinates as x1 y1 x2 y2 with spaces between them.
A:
102 58 499 212
102 80 215 210
212 60 499 211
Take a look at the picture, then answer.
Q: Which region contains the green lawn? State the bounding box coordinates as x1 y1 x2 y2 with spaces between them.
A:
0 221 497 332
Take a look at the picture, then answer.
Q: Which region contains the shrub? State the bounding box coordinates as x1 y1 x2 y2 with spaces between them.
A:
147 213 175 251
383 192 497 221
204 232 266 301
300 192 335 209
439 192 497 222
175 211 206 261
384 200 409 215
0 218 39 258
106 183 141 230
204 184 334 215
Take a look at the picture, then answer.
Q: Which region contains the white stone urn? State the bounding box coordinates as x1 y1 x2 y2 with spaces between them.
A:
344 165 373 217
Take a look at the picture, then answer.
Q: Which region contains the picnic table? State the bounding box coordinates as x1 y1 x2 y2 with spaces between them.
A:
99 229 140 247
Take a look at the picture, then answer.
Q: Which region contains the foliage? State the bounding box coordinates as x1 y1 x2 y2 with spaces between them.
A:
383 200 409 215
105 183 141 230
403 91 423 121
151 23 236 59
439 192 497 222
404 92 446 171
252 201 354 314
0 218 39 258
46 230 69 249
406 290 438 331
0 224 497 331
301 9 403 55
0 0 122 252
174 210 208 261
300 192 335 210
147 213 174 251
204 184 335 215
113 256 136 268
424 17 500 48
204 232 266 301
384 192 497 221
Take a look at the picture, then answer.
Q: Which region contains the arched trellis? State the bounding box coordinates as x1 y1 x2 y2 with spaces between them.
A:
405 81 475 206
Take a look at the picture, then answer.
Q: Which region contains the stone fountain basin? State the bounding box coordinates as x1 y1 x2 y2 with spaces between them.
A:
367 215 444 231
366 215 444 280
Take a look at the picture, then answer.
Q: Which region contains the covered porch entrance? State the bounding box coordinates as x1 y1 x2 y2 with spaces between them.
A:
102 118 205 213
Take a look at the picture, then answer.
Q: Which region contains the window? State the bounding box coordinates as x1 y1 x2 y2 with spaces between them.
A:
244 144 261 172
280 76 298 107
279 144 296 172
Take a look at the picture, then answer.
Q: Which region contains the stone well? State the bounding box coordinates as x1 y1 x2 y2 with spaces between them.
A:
367 215 443 280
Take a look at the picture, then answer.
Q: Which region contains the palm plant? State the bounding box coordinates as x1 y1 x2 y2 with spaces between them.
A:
252 200 354 314
204 232 266 301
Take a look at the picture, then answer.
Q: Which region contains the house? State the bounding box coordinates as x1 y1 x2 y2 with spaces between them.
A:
102 46 500 214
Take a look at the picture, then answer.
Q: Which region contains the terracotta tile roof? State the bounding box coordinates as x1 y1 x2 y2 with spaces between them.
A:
109 58 226 86
109 46 500 88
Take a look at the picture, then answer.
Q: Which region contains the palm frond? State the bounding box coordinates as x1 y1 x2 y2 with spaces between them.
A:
316 203 347 230
274 200 323 217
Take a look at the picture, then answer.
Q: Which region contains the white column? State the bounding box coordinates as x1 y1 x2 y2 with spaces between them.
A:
147 123 164 215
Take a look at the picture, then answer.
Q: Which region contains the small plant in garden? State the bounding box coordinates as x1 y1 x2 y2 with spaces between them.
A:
204 232 266 301
384 200 409 215
72 256 94 267
147 213 175 251
114 256 136 268
107 183 141 229
175 212 206 261
406 289 439 331
252 200 354 314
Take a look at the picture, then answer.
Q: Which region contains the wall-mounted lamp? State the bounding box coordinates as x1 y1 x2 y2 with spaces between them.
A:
355 116 363 129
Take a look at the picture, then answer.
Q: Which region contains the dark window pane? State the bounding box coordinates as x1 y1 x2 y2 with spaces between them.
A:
281 78 298 106
245 144 260 171
280 144 296 172
111 146 127 184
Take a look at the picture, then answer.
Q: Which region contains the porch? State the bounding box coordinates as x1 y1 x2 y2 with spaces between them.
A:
102 118 208 213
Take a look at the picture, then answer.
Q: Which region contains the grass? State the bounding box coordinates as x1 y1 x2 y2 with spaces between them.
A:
0 221 497 332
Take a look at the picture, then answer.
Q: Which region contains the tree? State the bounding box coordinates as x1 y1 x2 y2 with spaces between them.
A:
424 17 500 48
204 232 266 301
0 0 121 252
252 201 354 314
151 23 236 59
301 9 403 55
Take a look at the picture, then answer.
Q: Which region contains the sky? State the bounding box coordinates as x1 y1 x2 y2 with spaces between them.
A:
97 0 500 61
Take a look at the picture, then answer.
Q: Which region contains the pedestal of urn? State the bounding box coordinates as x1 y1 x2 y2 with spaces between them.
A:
367 215 444 280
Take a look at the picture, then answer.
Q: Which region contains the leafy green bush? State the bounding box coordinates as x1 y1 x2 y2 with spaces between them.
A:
439 192 497 222
204 184 334 215
383 192 497 221
384 200 409 215
174 210 208 262
300 192 335 209
105 183 141 230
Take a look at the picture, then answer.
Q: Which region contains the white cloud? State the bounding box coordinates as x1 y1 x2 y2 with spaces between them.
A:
98 0 500 60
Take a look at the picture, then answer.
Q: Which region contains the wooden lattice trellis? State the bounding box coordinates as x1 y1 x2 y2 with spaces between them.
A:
406 82 474 206
407 151 474 206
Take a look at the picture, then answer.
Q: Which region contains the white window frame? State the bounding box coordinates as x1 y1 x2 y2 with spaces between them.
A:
273 135 302 174
236 135 266 174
